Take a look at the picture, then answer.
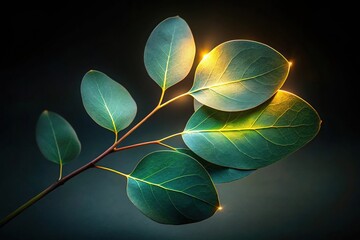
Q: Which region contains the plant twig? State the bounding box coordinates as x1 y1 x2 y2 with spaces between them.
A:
95 165 129 178
114 140 161 151
0 92 190 228
0 143 115 228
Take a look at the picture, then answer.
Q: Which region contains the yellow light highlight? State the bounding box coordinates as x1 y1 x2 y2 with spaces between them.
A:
201 51 210 61
217 206 223 211
289 61 293 67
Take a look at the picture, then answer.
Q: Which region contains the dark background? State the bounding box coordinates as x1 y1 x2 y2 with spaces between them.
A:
1 1 358 239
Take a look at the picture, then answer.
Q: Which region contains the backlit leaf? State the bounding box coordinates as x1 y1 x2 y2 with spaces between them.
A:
81 70 137 133
183 90 321 169
144 16 196 89
190 40 290 111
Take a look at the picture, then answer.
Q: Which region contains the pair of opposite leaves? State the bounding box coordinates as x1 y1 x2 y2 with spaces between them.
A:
36 16 321 225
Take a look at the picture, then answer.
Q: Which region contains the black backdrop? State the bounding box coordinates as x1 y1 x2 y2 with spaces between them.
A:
1 1 358 239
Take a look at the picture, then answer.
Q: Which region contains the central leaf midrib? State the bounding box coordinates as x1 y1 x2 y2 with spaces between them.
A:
190 63 287 94
95 82 117 133
46 114 62 164
162 26 176 89
129 175 217 208
185 123 313 133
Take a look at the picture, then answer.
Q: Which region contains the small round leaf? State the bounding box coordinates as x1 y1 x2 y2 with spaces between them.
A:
81 70 137 133
144 16 196 89
36 111 81 165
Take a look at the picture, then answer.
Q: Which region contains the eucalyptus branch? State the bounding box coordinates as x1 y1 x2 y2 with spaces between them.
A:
1 15 321 229
114 131 183 152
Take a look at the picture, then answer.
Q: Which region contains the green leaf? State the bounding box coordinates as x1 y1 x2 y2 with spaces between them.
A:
36 110 81 165
81 70 137 133
193 99 203 112
190 40 290 111
177 148 254 184
144 16 196 89
127 150 219 225
183 90 321 169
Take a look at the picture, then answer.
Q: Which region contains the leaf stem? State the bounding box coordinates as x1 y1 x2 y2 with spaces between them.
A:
158 142 177 151
95 165 129 178
158 88 166 106
159 132 184 142
114 131 118 143
114 130 183 152
159 91 191 108
113 91 190 147
115 107 161 146
114 140 161 151
58 162 63 180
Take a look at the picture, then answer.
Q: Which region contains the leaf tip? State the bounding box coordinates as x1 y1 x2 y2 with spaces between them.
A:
217 206 223 211
87 69 98 75
42 109 50 115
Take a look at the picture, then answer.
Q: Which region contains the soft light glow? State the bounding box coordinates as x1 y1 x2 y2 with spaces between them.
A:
201 51 210 61
289 61 293 67
218 206 223 211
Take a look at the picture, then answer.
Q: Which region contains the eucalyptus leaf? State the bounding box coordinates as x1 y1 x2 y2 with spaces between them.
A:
190 40 290 111
144 16 196 89
127 150 219 225
36 111 81 165
183 90 321 169
177 148 254 184
81 70 137 133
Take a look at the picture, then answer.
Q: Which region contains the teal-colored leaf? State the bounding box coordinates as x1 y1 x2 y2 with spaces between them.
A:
127 151 219 225
177 148 254 184
190 40 290 111
36 110 81 165
183 90 321 169
193 99 203 112
81 70 137 133
144 16 196 89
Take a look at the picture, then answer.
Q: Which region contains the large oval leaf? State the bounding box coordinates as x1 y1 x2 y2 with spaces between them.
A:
177 148 254 184
127 151 219 225
144 16 196 89
183 90 321 169
190 40 290 111
36 110 81 165
81 70 137 133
